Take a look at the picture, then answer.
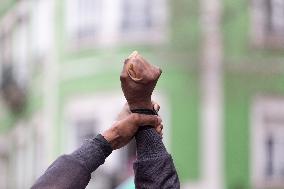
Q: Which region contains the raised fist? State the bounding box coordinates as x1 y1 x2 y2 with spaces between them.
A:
120 51 162 110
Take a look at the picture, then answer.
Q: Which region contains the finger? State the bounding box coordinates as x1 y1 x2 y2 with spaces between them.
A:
154 104 160 112
155 124 163 134
158 124 164 132
120 64 128 81
157 116 162 125
132 114 160 126
152 101 160 112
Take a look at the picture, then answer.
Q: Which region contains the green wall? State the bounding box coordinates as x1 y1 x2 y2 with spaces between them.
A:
222 0 284 187
223 0 284 61
225 66 284 189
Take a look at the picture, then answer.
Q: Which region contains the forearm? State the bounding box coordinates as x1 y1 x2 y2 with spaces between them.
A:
31 134 113 189
71 134 113 172
134 128 180 189
135 128 168 160
131 108 168 160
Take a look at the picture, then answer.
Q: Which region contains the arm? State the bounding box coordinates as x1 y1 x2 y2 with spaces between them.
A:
31 134 112 189
31 105 159 189
133 110 180 189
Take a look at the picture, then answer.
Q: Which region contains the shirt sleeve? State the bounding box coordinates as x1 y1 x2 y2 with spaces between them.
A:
133 128 180 189
31 134 113 189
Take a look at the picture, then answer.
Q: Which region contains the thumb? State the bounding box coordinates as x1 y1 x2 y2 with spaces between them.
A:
133 114 161 126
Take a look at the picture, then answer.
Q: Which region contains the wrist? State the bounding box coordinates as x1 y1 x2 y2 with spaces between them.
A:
135 128 167 160
128 100 152 110
102 127 119 149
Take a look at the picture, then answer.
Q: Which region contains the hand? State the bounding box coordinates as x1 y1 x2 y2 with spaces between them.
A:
117 102 163 135
102 102 163 150
120 51 162 110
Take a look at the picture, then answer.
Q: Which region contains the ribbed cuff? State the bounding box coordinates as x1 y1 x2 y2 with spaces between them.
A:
135 128 168 160
71 134 113 172
96 134 113 157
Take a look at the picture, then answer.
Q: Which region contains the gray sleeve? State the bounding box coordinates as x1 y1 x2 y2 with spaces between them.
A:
31 134 113 189
133 128 180 189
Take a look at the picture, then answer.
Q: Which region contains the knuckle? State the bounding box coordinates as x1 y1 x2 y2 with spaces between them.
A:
120 72 128 81
157 117 162 125
120 76 126 82
111 122 120 135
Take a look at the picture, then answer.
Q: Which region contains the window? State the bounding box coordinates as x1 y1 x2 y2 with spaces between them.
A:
66 0 102 46
251 0 284 47
120 0 168 42
65 0 168 49
267 0 284 36
0 139 8 189
12 18 29 89
0 31 13 91
7 121 35 189
264 118 284 180
0 15 29 90
0 34 4 87
74 118 98 147
251 96 284 189
0 15 29 112
121 0 152 31
31 0 53 59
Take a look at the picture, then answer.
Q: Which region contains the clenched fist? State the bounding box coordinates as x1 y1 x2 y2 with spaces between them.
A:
120 51 162 110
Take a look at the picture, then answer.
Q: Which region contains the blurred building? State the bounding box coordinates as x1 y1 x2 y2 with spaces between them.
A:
0 0 283 189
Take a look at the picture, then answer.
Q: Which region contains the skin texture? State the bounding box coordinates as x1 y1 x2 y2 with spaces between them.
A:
102 103 163 150
103 51 163 150
120 51 162 110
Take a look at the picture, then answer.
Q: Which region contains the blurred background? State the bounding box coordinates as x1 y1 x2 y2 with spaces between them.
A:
0 0 284 188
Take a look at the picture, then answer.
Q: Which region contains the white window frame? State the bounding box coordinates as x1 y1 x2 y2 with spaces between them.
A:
66 0 103 47
251 95 284 189
12 18 30 89
270 0 284 35
0 33 3 87
30 0 54 60
118 0 168 44
65 0 168 49
0 137 9 189
0 1 30 89
251 0 284 48
10 121 35 189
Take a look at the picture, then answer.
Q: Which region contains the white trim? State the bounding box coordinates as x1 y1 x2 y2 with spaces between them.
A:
250 0 284 47
65 0 168 49
0 1 29 31
251 95 284 188
250 0 266 45
40 0 58 162
200 0 224 187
